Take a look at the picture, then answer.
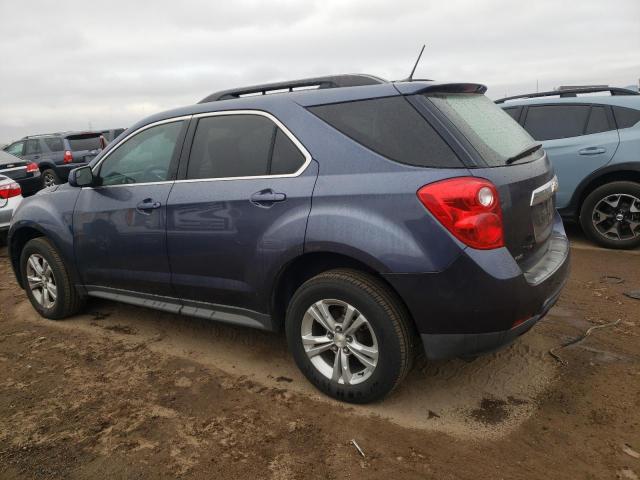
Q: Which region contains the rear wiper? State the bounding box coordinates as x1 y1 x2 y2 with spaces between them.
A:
505 143 543 165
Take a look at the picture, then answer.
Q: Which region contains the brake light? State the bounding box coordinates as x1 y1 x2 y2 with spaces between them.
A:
63 150 73 163
25 162 39 173
417 177 504 250
0 182 21 199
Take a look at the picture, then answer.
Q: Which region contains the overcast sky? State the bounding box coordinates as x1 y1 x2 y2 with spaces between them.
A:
0 0 638 143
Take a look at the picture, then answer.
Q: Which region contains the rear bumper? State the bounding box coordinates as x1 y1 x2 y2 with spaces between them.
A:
17 174 42 196
0 196 23 230
384 213 570 360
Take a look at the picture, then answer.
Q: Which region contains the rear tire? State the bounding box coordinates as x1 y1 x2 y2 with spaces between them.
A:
42 169 60 188
285 269 414 403
580 181 640 249
20 237 85 319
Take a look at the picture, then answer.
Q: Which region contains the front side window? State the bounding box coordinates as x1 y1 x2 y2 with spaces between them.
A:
99 121 183 186
523 105 590 141
187 114 304 180
6 142 24 156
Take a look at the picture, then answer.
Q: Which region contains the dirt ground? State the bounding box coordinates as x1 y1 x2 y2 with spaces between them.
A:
0 227 639 479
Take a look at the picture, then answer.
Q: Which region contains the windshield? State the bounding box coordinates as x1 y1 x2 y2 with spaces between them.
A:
426 93 540 166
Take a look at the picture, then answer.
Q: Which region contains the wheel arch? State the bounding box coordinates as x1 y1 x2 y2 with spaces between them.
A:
8 225 46 289
270 251 416 333
569 164 640 219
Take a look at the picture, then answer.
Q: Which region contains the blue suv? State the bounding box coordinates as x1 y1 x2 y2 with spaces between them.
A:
8 75 570 402
497 87 640 249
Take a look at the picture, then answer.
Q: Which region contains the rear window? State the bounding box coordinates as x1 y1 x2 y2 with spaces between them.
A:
427 93 538 166
308 97 461 168
67 135 102 151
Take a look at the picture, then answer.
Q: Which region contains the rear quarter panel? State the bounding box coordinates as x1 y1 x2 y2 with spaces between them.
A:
297 107 467 274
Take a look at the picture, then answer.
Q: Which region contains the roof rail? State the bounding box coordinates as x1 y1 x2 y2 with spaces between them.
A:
198 74 387 103
495 86 639 104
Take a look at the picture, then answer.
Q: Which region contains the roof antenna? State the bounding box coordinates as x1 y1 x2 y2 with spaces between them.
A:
404 44 426 82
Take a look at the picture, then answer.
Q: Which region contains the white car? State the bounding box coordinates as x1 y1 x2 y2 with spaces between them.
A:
0 174 22 246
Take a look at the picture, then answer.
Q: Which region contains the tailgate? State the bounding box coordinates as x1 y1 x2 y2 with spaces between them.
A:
471 152 557 265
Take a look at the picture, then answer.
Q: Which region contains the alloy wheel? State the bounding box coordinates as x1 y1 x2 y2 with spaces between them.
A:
301 299 379 386
26 254 57 309
43 173 56 188
591 193 640 241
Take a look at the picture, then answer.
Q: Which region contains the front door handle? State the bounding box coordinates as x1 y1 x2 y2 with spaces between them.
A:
250 189 287 207
136 198 162 214
579 147 606 155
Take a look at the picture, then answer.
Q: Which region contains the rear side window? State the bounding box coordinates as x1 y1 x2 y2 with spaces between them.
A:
612 106 640 129
428 93 537 166
270 129 305 175
67 135 102 151
188 115 274 179
187 114 305 180
584 106 610 135
24 139 41 155
308 97 461 168
503 106 522 122
43 137 64 152
523 105 590 140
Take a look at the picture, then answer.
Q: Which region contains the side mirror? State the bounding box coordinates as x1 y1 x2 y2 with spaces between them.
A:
68 165 95 187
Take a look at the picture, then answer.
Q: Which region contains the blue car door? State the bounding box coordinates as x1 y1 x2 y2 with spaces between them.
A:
73 119 188 298
166 112 317 327
521 104 619 209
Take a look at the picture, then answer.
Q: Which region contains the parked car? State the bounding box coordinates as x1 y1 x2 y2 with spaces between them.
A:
99 128 126 144
3 132 105 187
497 87 640 249
0 174 22 246
0 149 42 196
8 74 570 403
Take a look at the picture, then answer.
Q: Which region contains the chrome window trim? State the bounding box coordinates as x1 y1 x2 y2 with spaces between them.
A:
87 115 192 189
87 110 311 189
176 109 312 184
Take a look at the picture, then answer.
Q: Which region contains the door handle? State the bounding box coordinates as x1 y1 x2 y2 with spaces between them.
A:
136 198 162 214
250 189 286 207
579 147 606 155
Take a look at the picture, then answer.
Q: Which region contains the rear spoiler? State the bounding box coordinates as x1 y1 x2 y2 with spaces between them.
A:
394 82 487 96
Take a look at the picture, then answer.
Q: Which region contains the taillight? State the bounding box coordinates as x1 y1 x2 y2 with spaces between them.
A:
0 182 21 199
417 177 504 250
26 162 39 173
63 150 73 163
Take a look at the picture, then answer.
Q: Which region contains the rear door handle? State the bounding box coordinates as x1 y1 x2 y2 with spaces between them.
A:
136 198 162 214
250 189 286 207
579 147 606 155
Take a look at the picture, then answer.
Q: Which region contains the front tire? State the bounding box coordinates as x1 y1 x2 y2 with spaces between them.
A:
285 269 414 403
20 237 85 319
580 181 640 249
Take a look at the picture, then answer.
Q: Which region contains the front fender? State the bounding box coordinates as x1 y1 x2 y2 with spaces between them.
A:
8 185 81 288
